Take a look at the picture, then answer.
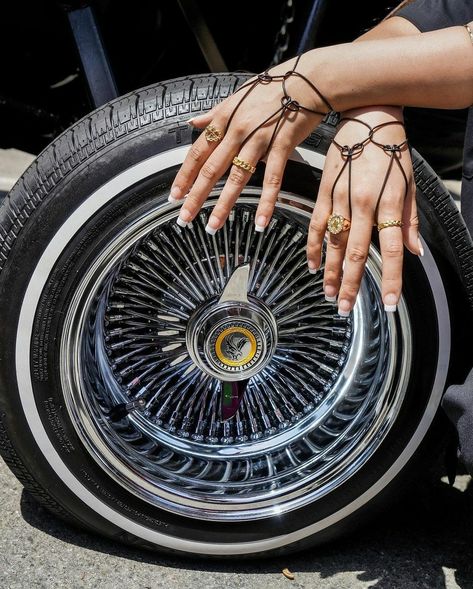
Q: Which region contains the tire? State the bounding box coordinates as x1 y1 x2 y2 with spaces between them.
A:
0 74 472 558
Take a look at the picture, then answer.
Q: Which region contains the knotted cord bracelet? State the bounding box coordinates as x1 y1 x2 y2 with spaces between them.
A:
330 118 409 223
224 54 334 158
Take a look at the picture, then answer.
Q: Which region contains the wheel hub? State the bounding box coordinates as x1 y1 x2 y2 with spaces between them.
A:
186 263 277 380
187 298 277 381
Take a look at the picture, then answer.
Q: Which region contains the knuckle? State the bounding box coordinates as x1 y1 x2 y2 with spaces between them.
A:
352 190 373 210
309 219 327 234
265 173 282 187
332 186 346 202
340 281 360 297
328 235 345 250
228 168 247 186
189 145 203 163
271 140 291 153
383 240 404 257
200 162 218 181
323 267 341 282
185 192 202 209
346 246 368 264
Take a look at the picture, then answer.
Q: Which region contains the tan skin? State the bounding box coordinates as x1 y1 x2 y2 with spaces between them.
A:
170 17 473 315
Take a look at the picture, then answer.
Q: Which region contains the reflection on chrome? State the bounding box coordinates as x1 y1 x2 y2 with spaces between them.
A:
60 192 411 521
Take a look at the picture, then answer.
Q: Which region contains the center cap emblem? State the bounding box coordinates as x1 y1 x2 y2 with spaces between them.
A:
215 326 257 367
210 322 263 372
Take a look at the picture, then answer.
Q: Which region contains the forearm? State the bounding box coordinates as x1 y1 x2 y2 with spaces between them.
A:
303 23 473 111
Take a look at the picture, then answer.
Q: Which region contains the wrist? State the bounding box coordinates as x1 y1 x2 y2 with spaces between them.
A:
336 107 407 145
341 106 404 125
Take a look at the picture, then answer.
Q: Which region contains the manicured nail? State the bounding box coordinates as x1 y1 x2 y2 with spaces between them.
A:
205 215 219 235
205 224 217 235
338 298 351 317
308 260 318 274
187 117 195 126
417 236 424 257
168 186 182 203
255 215 267 232
384 293 398 312
176 217 188 228
324 285 337 302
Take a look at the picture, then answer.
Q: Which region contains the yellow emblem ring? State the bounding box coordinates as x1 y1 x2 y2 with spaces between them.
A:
215 326 257 367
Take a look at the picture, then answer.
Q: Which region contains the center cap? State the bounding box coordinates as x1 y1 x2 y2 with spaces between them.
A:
210 321 263 372
186 264 277 381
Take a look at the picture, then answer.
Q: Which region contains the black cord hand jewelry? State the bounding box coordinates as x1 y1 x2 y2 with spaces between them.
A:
327 118 409 236
204 55 334 174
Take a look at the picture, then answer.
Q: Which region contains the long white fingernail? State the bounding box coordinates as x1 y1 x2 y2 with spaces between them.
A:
384 293 398 312
418 236 424 257
255 215 267 232
325 295 337 303
309 268 318 275
187 117 195 126
205 224 217 235
176 217 188 228
168 195 179 203
338 309 350 317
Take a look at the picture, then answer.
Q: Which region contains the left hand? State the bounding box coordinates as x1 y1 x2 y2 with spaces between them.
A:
306 107 422 316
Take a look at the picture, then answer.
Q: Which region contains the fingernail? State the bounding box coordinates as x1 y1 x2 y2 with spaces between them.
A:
187 117 195 126
205 215 219 235
417 236 424 257
324 285 337 301
308 260 318 274
338 298 351 317
176 217 188 228
205 224 217 235
384 293 398 312
255 215 267 232
169 187 182 203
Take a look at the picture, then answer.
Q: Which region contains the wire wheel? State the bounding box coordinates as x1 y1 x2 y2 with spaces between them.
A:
60 190 411 521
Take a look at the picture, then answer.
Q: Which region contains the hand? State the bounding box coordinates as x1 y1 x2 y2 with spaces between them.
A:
306 107 423 315
170 55 329 233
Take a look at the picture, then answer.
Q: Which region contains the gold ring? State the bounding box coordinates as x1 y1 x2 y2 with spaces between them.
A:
377 220 403 231
205 124 224 143
327 213 351 234
232 156 257 174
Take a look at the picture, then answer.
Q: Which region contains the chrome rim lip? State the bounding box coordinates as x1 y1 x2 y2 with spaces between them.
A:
59 188 412 521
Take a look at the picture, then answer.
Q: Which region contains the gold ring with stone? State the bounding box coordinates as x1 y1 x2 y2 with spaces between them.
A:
377 219 403 231
204 124 224 142
232 156 257 174
327 213 351 234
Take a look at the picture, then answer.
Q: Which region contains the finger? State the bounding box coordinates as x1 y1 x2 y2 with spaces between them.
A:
377 192 405 312
253 143 290 232
336 209 374 316
306 177 334 274
322 182 353 303
205 146 264 233
176 135 241 227
188 110 216 129
401 180 423 256
170 117 228 204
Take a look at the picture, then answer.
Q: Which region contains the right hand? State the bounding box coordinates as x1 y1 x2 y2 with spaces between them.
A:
306 107 422 316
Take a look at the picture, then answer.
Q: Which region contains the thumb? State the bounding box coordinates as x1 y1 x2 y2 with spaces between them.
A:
187 108 217 129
